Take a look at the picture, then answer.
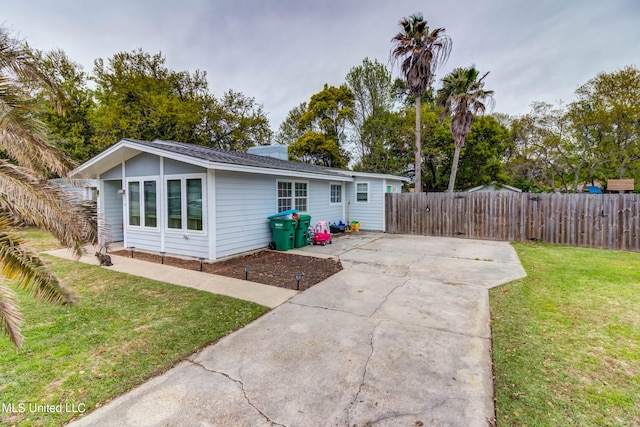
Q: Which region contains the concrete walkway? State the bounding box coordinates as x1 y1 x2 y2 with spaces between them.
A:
65 233 526 427
45 248 298 308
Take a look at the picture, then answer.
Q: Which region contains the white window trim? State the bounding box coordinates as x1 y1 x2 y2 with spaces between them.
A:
276 179 309 213
125 176 160 231
164 173 207 235
355 181 370 204
330 182 343 205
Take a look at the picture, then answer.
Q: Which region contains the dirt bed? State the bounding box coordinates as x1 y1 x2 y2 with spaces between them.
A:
109 249 343 291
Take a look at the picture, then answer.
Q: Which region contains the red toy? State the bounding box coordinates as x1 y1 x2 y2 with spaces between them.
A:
312 221 332 246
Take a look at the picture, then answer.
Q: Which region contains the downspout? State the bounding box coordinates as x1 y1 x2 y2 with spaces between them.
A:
121 162 127 248
382 178 387 233
160 157 165 253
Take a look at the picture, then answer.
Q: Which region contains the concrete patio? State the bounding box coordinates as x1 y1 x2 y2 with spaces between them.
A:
63 233 526 426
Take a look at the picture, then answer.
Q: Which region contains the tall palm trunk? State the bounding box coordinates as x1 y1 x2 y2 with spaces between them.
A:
448 144 462 193
414 96 421 192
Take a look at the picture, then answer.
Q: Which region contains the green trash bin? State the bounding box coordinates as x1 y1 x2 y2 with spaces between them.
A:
269 218 296 251
294 214 312 248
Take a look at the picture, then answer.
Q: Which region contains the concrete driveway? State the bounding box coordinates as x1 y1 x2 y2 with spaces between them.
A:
70 233 526 427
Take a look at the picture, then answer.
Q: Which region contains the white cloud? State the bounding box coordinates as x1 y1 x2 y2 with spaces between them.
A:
3 0 639 131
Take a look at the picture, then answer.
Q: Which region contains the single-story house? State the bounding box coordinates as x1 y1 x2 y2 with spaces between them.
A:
72 139 408 261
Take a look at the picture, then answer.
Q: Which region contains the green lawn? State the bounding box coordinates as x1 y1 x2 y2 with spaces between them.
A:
0 229 269 426
490 242 640 426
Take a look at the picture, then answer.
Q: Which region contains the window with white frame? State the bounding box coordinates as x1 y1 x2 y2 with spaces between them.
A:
356 182 369 203
277 181 308 212
295 182 307 211
330 183 342 204
277 181 292 212
128 179 158 228
165 176 204 231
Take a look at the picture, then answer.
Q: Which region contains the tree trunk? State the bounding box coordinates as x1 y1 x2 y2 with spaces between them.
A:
414 97 422 192
448 144 461 193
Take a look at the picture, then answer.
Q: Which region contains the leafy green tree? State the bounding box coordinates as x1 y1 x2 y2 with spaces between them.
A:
275 102 306 146
288 131 346 167
90 49 271 152
453 115 511 189
91 49 206 150
0 27 97 347
345 58 395 167
507 102 601 192
436 66 494 192
289 84 354 167
569 65 640 184
505 111 550 191
198 89 272 151
353 107 407 174
32 49 96 163
391 13 451 191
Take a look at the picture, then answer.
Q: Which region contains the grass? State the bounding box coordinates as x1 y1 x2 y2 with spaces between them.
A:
490 242 640 426
0 229 270 426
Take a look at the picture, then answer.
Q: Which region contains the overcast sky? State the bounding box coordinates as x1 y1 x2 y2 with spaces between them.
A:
3 0 639 132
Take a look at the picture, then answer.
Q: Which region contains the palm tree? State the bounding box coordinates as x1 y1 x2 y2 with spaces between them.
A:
437 66 494 193
0 27 97 347
391 13 451 192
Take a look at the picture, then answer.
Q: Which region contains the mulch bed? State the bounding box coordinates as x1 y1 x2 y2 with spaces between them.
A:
109 249 343 291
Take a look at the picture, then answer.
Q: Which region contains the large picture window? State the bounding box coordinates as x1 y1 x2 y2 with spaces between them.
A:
165 176 204 232
277 181 307 212
128 179 157 228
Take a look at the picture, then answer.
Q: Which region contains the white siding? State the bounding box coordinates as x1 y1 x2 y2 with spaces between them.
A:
164 158 206 175
101 165 122 180
308 181 345 226
164 232 209 258
215 172 348 258
126 228 162 252
119 153 210 259
125 153 160 176
215 171 274 258
102 179 124 242
346 179 384 231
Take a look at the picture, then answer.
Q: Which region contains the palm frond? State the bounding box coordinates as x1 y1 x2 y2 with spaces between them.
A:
0 161 97 256
0 115 75 177
0 217 76 303
390 14 451 97
0 281 24 347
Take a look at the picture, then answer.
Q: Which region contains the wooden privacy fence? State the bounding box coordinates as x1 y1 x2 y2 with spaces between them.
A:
385 192 640 251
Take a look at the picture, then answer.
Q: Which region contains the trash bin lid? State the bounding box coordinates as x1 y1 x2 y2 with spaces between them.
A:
267 209 298 219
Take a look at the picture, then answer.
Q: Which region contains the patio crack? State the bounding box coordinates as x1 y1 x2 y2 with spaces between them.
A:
346 319 381 426
370 278 408 318
288 301 370 318
189 360 286 427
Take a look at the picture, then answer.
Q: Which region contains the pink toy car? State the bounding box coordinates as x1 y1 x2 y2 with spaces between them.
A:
312 221 332 246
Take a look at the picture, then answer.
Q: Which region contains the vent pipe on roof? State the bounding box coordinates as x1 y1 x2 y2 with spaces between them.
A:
247 145 288 161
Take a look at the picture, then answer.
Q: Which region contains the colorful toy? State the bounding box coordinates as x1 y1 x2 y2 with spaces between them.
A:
312 221 332 246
